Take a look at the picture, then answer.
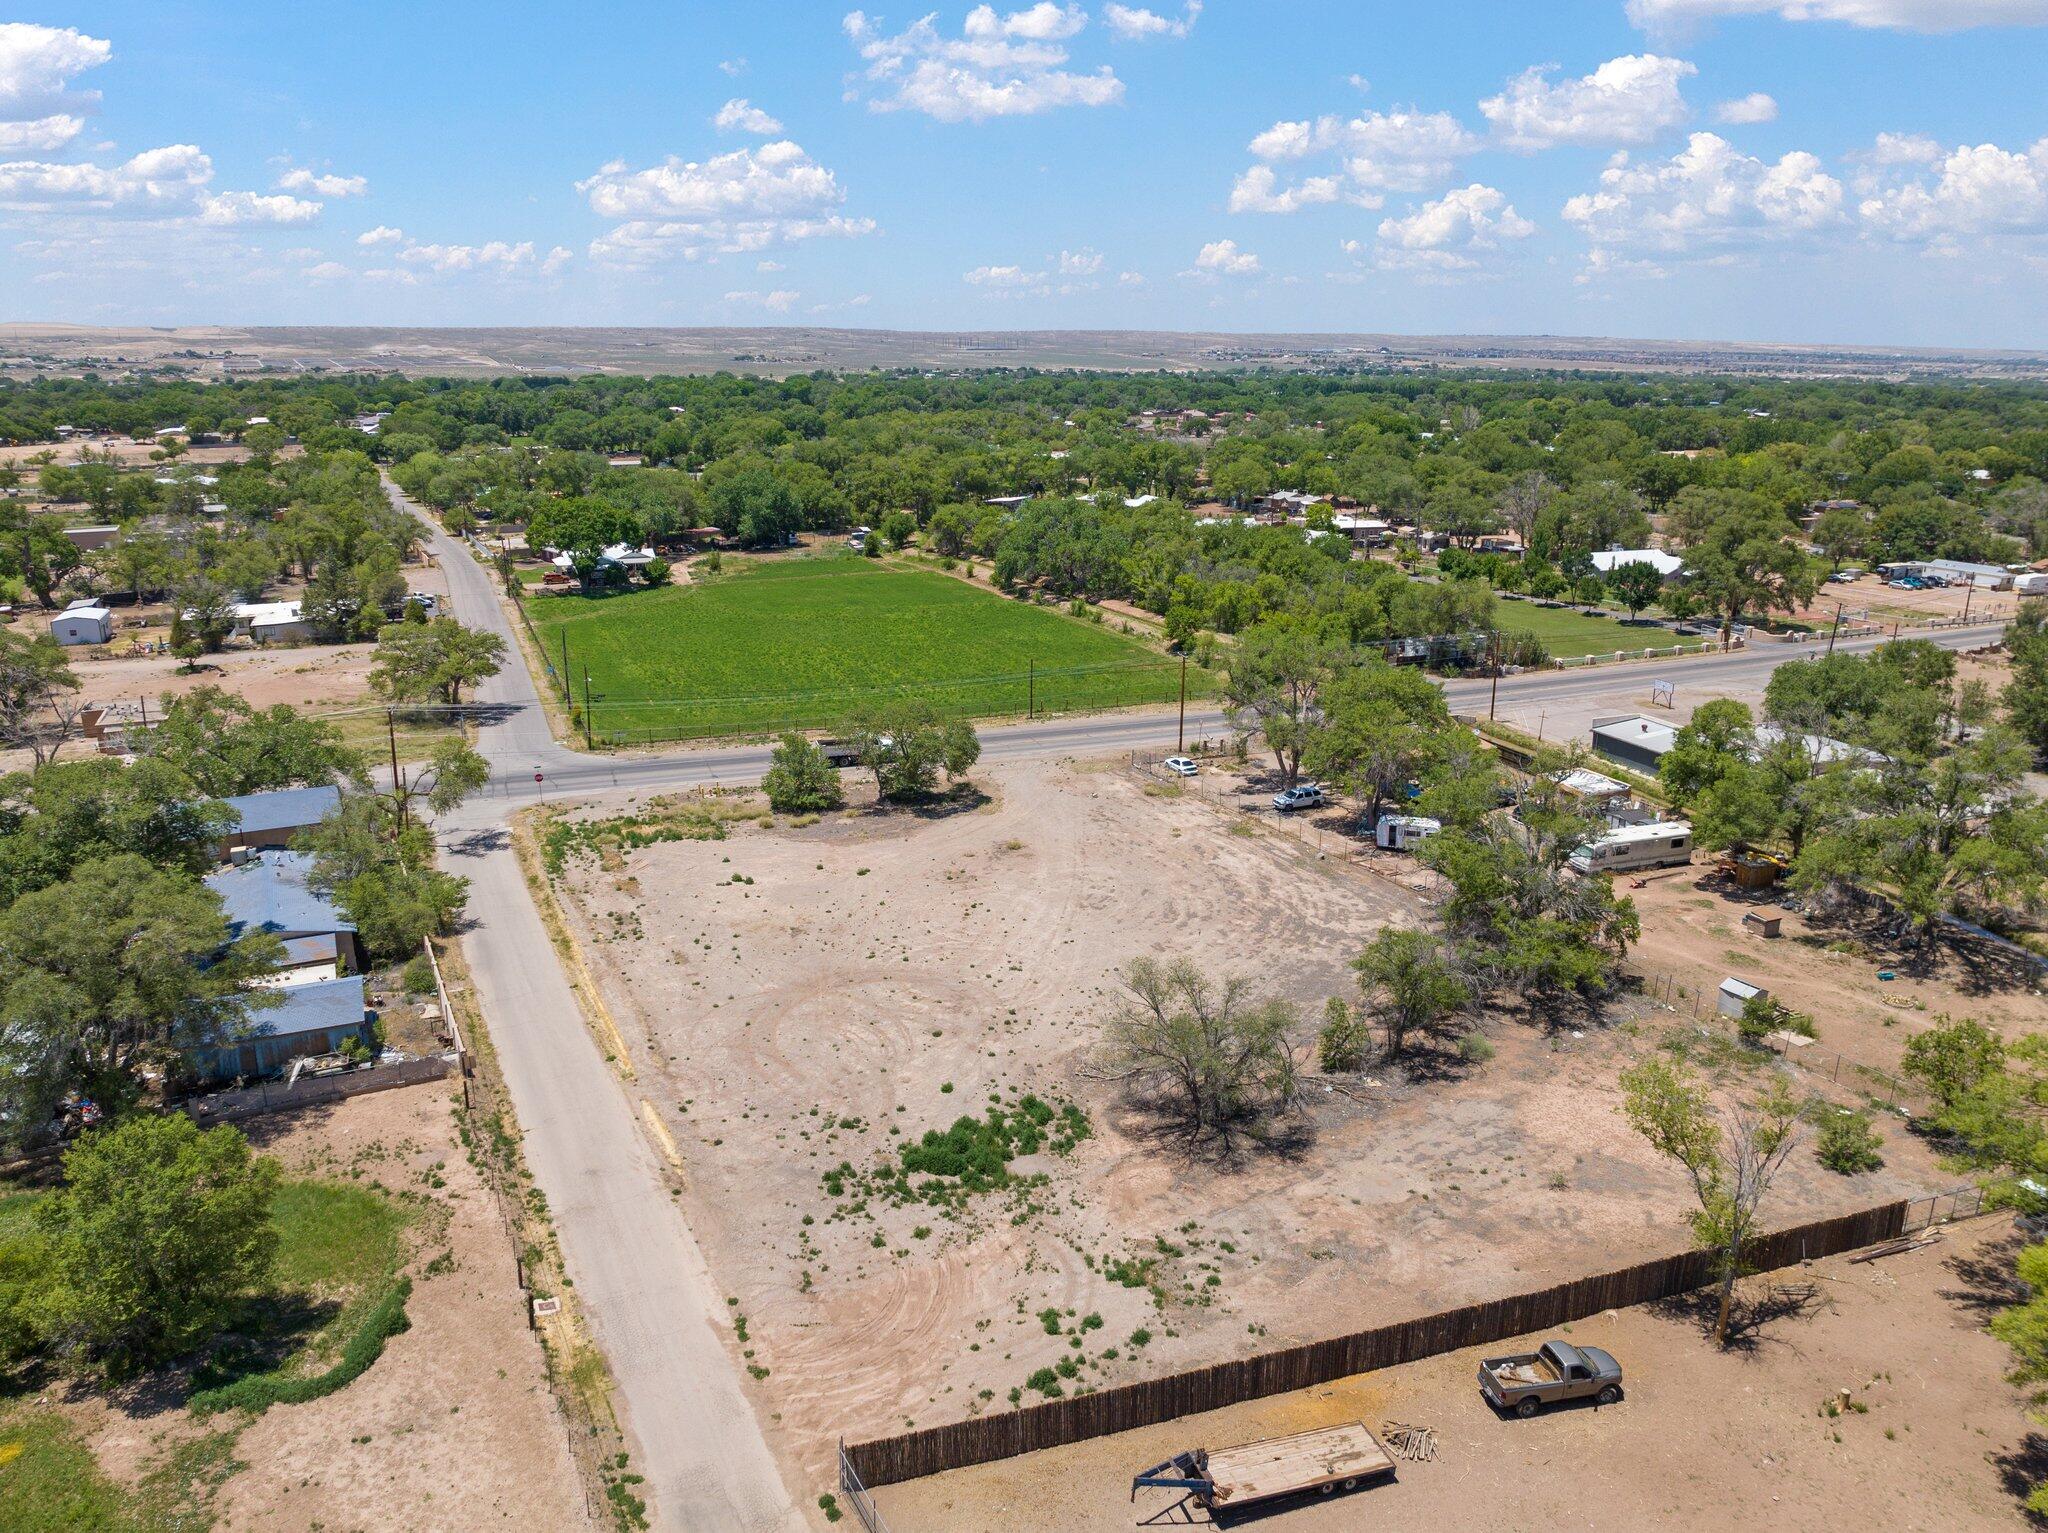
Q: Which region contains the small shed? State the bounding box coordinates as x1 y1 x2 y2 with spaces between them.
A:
1742 907 1787 939
185 975 374 1083
49 601 113 646
1718 977 1766 1018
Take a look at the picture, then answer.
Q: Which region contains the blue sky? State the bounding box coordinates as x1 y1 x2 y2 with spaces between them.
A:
4 1 2048 346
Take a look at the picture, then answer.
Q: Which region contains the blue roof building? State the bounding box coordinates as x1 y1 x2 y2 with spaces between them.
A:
205 851 361 978
186 974 374 1083
214 784 341 857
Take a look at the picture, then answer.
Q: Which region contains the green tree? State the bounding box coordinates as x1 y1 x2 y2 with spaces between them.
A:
848 700 980 802
1811 505 1868 571
369 617 506 707
143 687 363 796
1100 957 1300 1143
1619 1056 1803 1346
0 855 280 1124
300 789 471 960
1678 495 1819 646
0 626 80 768
1657 698 1755 807
1223 622 1348 785
1315 996 1368 1073
1302 655 1452 831
1605 559 1666 621
2006 601 2048 764
1900 1015 2006 1111
0 756 229 905
762 733 844 814
1351 927 1470 1061
33 1115 279 1377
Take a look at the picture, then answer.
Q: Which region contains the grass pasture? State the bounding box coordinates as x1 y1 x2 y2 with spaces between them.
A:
1493 598 1711 659
524 555 1207 740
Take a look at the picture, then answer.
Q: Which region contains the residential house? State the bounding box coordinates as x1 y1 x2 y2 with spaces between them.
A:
206 847 362 982
1591 547 1685 578
232 599 314 644
185 974 374 1084
213 785 343 859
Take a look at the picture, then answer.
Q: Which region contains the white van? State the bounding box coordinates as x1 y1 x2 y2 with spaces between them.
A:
1568 821 1693 875
1374 813 1441 852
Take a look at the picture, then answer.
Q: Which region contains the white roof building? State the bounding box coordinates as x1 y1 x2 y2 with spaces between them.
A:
1591 547 1685 577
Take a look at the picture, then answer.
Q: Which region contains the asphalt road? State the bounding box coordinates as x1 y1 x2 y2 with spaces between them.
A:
396 471 2006 1530
395 479 805 1533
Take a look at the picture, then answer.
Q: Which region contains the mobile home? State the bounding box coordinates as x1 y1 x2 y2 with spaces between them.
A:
1374 813 1441 852
1567 821 1694 875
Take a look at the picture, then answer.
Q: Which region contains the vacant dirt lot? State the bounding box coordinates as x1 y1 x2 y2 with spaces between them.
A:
880 1212 2035 1532
551 759 1956 1501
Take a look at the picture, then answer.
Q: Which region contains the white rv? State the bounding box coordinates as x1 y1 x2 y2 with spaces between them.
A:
1374 814 1441 852
1568 821 1693 875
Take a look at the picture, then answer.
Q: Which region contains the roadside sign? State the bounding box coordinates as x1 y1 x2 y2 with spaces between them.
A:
534 771 544 784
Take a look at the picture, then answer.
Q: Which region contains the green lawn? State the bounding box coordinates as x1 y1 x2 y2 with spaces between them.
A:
1492 599 1710 660
524 556 1207 741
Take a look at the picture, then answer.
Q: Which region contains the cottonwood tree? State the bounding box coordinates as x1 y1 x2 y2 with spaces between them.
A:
1605 559 1666 622
33 1115 279 1377
848 700 980 802
0 854 280 1127
0 756 229 906
1351 928 1470 1061
1674 493 1818 647
1620 1056 1804 1347
0 629 79 768
2007 601 2048 764
1900 1016 2007 1112
1100 957 1300 1144
1223 621 1348 785
369 617 506 707
142 687 364 797
301 788 471 960
1302 656 1452 833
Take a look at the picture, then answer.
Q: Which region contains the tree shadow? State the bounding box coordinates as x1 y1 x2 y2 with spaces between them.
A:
1940 1227 2029 1318
872 784 991 822
181 1288 343 1401
441 825 510 862
1990 1434 2048 1526
1646 1279 1824 1355
1098 1091 1319 1172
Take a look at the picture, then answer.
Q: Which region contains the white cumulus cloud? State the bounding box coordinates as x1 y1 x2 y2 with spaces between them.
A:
842 6 1124 121
0 22 110 152
1190 238 1260 275
1235 106 1479 213
1563 131 1845 270
724 287 800 311
200 190 322 226
1858 136 2048 242
1103 2 1202 40
1715 91 1779 124
714 98 784 135
357 224 405 246
577 138 875 264
1376 183 1535 272
1627 0 2048 33
398 240 536 272
1228 165 1342 213
1057 246 1105 274
277 166 368 198
1481 54 1696 151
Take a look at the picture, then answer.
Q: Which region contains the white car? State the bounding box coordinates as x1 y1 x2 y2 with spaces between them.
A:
1162 756 1199 777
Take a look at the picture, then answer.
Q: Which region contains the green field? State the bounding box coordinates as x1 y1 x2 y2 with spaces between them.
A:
1493 599 1711 660
524 557 1206 741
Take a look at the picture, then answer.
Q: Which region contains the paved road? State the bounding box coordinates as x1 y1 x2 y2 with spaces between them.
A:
397 472 2006 1530
394 480 805 1533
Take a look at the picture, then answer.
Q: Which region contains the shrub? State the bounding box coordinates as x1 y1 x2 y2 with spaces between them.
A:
642 558 672 587
1316 997 1368 1072
762 732 844 814
1816 1110 1884 1175
1458 1032 1496 1064
191 1277 412 1415
401 954 437 996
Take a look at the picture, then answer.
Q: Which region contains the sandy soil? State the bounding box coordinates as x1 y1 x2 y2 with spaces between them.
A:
1791 575 2025 630
0 438 266 469
552 759 1955 1501
880 1212 2037 1531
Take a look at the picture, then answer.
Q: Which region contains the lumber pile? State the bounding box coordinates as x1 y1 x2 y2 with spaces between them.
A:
1380 1421 1437 1462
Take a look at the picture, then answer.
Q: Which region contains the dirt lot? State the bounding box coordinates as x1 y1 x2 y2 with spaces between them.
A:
1628 870 2046 1088
23 1082 590 1532
551 759 1958 1501
879 1212 2036 1531
1790 574 2025 630
0 437 265 469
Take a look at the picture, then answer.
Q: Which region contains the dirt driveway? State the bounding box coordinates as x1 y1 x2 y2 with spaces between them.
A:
879 1213 2035 1532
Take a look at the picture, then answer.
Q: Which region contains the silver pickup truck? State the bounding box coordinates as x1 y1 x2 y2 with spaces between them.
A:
1478 1340 1623 1418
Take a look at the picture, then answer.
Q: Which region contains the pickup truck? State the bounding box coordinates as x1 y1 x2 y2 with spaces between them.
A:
1478 1340 1623 1418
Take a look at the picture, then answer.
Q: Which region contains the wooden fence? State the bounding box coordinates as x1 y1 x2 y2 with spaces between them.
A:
844 1201 1906 1488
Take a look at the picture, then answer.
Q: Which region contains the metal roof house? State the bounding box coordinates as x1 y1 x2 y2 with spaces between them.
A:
186 974 374 1084
213 784 341 858
1590 714 1680 774
205 849 361 979
1591 547 1685 578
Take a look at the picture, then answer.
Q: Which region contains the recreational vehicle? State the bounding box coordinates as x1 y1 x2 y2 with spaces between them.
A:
1567 821 1693 875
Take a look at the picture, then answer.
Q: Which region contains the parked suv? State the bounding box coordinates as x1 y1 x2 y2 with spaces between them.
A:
1271 783 1326 812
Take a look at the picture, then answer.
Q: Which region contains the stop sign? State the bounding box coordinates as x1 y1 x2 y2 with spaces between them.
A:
534 771 544 784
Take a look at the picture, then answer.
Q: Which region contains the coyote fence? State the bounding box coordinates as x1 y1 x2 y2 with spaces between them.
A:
837 1441 893 1533
842 1202 1905 1488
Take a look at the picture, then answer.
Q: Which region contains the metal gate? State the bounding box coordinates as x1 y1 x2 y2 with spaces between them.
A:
1903 1184 1991 1232
839 1440 892 1533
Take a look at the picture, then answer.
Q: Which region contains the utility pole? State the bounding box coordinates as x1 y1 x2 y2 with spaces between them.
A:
559 631 571 704
387 707 406 833
582 668 594 750
1825 602 1844 657
1962 581 1974 624
1176 653 1187 752
1488 631 1500 721
1027 658 1035 721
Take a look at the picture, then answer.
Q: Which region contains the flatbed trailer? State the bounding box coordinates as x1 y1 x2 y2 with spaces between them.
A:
1132 1422 1396 1514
